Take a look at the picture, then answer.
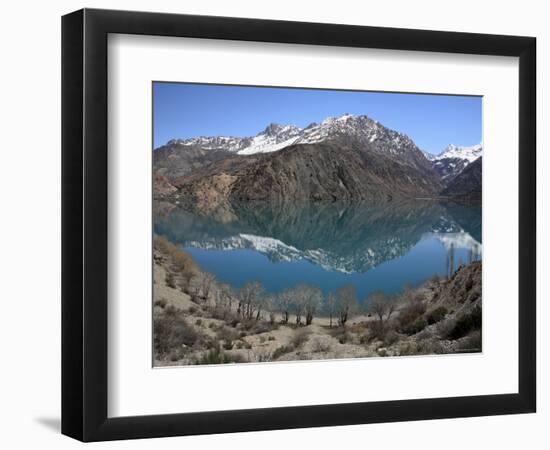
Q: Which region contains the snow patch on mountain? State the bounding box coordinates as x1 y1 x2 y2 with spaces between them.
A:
238 234 301 256
169 136 246 152
237 125 302 155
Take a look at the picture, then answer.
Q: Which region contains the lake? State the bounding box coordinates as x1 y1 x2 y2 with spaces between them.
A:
154 200 481 302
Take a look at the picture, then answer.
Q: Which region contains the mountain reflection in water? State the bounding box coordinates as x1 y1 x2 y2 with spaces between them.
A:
154 200 481 300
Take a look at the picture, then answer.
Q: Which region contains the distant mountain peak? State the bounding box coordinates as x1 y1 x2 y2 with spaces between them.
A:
429 143 483 185
435 143 482 162
262 123 300 137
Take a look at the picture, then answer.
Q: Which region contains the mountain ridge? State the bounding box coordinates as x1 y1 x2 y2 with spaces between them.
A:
154 113 481 206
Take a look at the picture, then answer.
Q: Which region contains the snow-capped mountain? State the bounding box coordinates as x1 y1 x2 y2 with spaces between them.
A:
167 135 247 151
164 113 425 159
429 143 482 184
154 113 445 203
181 228 480 274
433 144 482 163
186 232 415 274
167 123 303 154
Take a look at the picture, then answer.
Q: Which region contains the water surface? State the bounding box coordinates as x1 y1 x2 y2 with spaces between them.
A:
154 201 481 302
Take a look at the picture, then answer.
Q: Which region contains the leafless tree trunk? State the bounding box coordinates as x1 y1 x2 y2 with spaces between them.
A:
368 291 397 323
335 285 358 327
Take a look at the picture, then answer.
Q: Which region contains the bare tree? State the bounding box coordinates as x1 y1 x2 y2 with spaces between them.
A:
188 272 206 302
276 290 293 324
200 272 216 302
264 294 277 325
302 286 323 326
325 292 337 328
213 283 234 319
238 281 264 320
218 283 234 312
368 291 398 323
289 287 306 326
255 291 269 321
170 248 196 291
335 285 358 327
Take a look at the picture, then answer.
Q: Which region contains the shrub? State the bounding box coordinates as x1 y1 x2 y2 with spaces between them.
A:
449 305 482 340
416 339 445 355
268 336 276 341
458 330 482 352
194 348 224 365
168 349 183 362
426 306 448 325
165 272 177 289
193 347 246 365
154 236 174 254
154 307 199 357
154 298 167 308
240 319 255 331
383 330 400 346
416 329 433 342
291 328 311 348
402 318 428 336
256 350 272 362
228 353 247 364
259 336 267 344
366 320 399 345
398 342 418 356
329 327 351 344
172 251 193 270
398 300 426 329
337 331 351 344
436 317 456 338
216 326 239 343
222 339 233 350
250 321 277 334
195 319 203 326
272 345 293 360
368 320 387 342
310 336 332 353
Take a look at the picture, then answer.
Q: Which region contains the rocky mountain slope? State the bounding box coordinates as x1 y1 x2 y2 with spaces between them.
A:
153 114 481 206
153 145 228 180
441 157 482 203
427 144 482 185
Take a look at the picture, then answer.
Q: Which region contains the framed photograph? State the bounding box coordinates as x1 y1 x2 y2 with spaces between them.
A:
62 8 536 441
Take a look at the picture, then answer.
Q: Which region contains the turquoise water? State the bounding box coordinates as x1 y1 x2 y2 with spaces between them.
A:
154 201 481 302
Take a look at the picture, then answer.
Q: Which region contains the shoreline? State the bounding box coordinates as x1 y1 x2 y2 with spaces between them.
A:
153 235 482 366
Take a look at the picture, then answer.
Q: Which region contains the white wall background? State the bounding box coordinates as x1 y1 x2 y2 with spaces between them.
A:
0 0 546 448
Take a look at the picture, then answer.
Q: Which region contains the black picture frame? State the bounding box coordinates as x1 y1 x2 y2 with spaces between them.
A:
62 8 536 442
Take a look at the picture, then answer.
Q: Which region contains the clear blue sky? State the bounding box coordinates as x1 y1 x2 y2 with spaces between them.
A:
153 82 482 155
